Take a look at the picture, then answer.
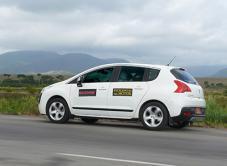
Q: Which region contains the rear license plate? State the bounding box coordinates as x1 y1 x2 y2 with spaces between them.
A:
195 108 202 115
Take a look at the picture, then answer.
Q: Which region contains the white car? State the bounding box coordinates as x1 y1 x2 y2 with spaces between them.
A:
38 63 206 130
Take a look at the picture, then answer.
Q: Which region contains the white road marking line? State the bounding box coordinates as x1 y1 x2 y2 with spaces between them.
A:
57 153 176 166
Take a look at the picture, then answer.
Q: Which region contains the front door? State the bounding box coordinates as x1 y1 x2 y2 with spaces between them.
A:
70 67 114 117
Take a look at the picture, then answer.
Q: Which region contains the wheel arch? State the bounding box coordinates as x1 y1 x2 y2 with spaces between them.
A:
46 95 71 114
139 99 170 117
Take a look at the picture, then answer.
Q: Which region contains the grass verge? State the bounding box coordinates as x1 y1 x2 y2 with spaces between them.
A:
0 94 39 115
0 90 227 128
202 95 227 127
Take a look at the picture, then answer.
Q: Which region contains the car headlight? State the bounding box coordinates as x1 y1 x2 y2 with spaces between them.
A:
38 92 42 103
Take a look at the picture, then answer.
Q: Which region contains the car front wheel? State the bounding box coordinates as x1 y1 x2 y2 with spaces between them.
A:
139 102 168 130
46 98 70 123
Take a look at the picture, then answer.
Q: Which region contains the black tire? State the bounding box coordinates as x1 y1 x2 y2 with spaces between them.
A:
139 102 169 130
46 97 70 123
169 121 190 129
81 118 99 124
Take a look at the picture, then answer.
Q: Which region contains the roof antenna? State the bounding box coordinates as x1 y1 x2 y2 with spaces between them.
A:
167 56 176 66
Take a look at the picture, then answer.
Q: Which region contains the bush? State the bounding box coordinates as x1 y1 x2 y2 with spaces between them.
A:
223 89 227 96
216 83 224 88
5 87 13 93
25 86 38 94
204 81 209 88
17 74 26 78
1 79 20 87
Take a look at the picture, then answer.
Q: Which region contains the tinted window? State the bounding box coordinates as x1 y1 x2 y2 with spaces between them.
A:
118 67 145 82
171 68 197 84
83 68 114 83
147 69 160 81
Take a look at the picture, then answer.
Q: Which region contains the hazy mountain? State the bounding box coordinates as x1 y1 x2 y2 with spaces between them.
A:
0 50 227 77
213 68 227 77
184 65 227 77
0 50 128 74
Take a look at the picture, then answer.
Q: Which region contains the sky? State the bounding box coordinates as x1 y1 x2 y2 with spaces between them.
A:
0 0 227 66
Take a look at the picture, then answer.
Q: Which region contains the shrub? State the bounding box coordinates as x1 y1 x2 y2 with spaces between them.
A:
204 81 209 88
216 83 224 88
5 87 13 93
223 89 227 96
25 86 38 94
17 74 26 78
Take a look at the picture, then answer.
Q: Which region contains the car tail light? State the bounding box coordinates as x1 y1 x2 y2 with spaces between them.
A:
174 80 191 93
183 111 192 117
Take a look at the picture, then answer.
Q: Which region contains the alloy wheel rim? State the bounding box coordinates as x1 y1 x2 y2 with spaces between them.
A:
49 102 65 121
143 106 163 127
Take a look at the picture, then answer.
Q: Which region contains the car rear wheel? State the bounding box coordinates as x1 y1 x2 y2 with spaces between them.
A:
139 102 168 130
46 98 70 123
81 118 99 124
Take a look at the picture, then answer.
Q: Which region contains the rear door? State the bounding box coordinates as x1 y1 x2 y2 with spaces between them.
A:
107 66 148 118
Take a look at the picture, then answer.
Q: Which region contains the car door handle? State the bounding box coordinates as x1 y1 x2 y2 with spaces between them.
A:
98 87 107 90
135 86 143 90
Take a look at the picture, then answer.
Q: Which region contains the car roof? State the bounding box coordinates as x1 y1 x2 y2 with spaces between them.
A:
91 63 176 70
66 63 179 83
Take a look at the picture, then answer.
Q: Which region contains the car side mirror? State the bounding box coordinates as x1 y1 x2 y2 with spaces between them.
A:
77 76 83 87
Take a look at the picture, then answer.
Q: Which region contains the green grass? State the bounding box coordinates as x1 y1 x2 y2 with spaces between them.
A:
0 86 42 93
0 94 39 115
203 95 227 127
0 86 40 115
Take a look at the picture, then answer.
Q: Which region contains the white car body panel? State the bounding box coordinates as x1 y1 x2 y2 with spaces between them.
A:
38 81 71 115
38 63 206 120
70 82 110 117
107 81 148 118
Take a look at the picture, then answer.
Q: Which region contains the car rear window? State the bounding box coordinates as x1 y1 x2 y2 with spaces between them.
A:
171 68 197 85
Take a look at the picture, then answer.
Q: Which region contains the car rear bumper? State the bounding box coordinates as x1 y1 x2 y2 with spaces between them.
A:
171 107 205 123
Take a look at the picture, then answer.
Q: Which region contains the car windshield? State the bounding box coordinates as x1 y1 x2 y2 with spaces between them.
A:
171 68 198 85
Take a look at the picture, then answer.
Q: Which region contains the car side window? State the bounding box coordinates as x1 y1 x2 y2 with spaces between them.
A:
118 66 145 82
83 68 114 83
147 68 160 81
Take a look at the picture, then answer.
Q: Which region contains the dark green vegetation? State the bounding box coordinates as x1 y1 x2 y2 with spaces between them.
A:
0 74 69 115
198 93 227 128
0 75 227 128
0 94 38 115
0 73 70 87
194 78 227 128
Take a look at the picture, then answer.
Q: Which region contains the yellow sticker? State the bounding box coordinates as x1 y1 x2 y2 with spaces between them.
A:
113 88 133 96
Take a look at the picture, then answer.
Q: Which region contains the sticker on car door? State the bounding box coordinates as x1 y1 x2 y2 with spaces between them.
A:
113 88 133 96
79 89 97 96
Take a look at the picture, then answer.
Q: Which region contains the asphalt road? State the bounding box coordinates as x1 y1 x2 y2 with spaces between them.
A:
0 115 227 166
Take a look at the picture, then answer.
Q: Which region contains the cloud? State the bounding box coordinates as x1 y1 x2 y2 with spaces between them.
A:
0 0 227 65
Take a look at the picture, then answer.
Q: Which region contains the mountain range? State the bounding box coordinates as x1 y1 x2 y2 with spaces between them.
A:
0 50 226 77
0 50 128 74
184 65 227 77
